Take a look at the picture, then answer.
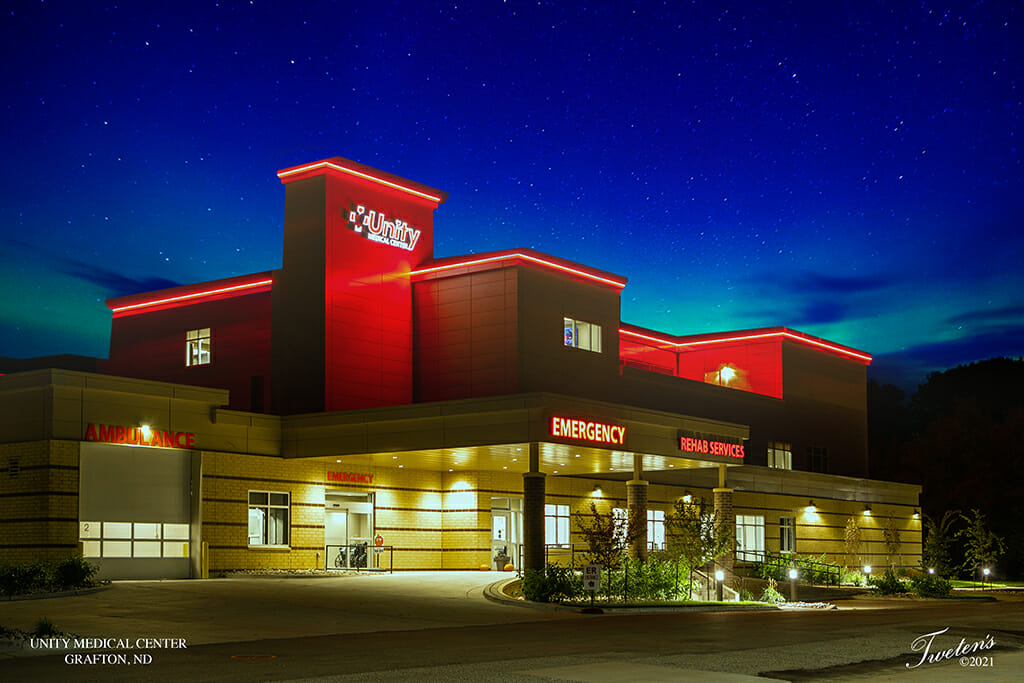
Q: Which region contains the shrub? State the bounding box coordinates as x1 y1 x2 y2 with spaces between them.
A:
760 578 786 604
910 573 952 598
521 564 581 603
605 557 679 601
0 556 98 596
869 568 908 595
33 618 58 637
51 555 98 591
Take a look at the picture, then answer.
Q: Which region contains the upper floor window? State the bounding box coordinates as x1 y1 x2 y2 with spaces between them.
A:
767 441 792 470
808 446 829 473
563 317 602 353
185 328 211 367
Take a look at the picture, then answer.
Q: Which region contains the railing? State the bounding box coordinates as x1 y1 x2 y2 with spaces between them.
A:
744 550 841 586
516 541 672 577
326 544 394 573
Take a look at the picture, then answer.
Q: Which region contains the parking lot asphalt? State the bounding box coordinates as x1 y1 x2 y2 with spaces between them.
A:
2 573 1023 682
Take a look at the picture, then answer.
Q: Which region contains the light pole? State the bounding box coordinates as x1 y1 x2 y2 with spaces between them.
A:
982 567 990 591
715 569 725 601
788 568 798 602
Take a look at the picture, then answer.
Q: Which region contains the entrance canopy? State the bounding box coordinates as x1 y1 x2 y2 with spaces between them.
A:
282 392 748 474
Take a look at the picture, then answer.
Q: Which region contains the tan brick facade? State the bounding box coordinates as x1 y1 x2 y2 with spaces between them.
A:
0 440 81 563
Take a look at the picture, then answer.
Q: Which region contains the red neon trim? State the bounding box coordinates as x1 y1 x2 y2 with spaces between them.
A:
111 279 273 313
620 328 872 363
277 161 444 204
411 253 628 289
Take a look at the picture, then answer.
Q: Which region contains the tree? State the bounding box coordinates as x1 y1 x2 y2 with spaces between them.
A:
844 517 862 570
573 501 644 600
574 501 643 571
882 516 902 569
921 509 959 577
664 496 734 598
958 509 1006 578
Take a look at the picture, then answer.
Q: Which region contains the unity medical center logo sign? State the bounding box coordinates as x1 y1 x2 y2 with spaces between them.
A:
344 203 422 251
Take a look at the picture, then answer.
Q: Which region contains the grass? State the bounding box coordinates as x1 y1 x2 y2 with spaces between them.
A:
562 599 768 608
949 579 1024 589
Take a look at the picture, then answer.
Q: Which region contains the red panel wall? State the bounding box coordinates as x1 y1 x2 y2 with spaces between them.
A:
414 269 518 402
104 291 272 412
322 173 437 410
619 333 783 399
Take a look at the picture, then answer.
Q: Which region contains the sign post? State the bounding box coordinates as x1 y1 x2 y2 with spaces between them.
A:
373 535 384 568
583 564 602 612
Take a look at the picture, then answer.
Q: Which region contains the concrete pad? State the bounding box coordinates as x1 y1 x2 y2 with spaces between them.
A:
525 661 786 681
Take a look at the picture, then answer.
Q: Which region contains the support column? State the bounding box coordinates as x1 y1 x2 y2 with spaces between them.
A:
627 453 648 561
714 487 735 574
522 443 546 572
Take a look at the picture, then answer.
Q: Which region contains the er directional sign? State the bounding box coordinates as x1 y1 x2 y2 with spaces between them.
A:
583 564 601 591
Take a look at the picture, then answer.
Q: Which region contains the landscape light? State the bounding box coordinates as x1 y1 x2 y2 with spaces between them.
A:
788 568 798 580
863 565 872 575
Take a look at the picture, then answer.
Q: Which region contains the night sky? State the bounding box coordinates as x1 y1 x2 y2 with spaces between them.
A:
2 2 1021 392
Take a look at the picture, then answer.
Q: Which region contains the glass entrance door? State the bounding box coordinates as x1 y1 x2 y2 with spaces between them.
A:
325 491 373 569
490 497 522 570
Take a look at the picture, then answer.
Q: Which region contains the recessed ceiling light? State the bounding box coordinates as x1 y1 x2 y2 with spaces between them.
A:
449 468 453 472
575 454 580 458
553 470 558 474
512 458 517 462
398 465 404 468
392 456 398 459
502 466 507 470
669 464 675 468
336 459 341 463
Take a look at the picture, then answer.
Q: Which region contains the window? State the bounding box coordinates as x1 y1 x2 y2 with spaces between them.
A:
563 317 602 353
780 516 796 554
767 442 792 470
735 515 765 562
248 491 290 546
79 521 189 559
185 328 211 367
545 504 570 546
647 509 666 550
808 446 829 473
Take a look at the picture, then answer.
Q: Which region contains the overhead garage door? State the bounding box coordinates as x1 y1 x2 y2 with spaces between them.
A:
79 443 195 580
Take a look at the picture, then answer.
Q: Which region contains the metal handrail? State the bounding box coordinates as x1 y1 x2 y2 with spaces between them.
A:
749 550 841 585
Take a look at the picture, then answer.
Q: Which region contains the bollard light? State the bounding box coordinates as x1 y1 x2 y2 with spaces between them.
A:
715 569 724 601
863 565 872 575
715 570 725 582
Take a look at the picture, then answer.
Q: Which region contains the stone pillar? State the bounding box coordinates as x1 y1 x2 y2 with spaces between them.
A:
627 479 649 560
714 487 735 574
522 443 546 572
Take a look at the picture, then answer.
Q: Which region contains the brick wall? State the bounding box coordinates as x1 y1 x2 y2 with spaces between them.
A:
0 440 80 563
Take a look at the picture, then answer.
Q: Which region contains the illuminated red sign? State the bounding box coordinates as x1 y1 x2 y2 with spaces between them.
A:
679 437 744 459
345 203 421 251
85 424 196 449
551 417 626 445
327 471 374 484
